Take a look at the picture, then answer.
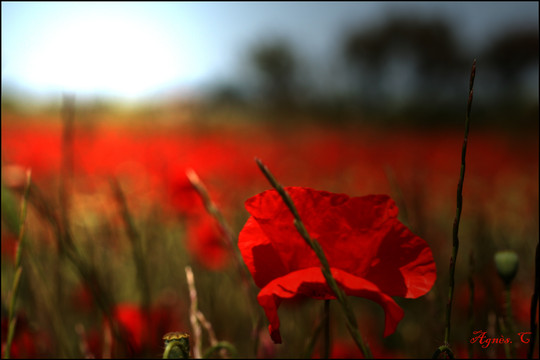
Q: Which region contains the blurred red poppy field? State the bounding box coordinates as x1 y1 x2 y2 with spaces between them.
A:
1 105 538 359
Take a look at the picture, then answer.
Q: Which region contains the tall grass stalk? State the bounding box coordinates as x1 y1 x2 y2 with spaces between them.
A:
503 284 516 358
186 265 203 359
3 169 31 359
25 180 129 356
185 169 253 287
498 317 512 358
434 59 476 359
303 308 326 357
255 158 372 358
75 323 94 358
110 178 151 310
22 232 78 357
185 266 235 359
60 93 75 213
110 177 153 354
186 168 262 356
57 93 76 310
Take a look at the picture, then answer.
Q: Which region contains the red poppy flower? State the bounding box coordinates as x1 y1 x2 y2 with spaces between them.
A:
1 314 48 358
186 214 230 270
102 302 185 357
166 169 205 217
238 187 436 344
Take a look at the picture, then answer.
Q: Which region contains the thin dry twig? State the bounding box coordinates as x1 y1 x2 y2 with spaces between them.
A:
185 168 262 356
434 59 476 360
185 266 202 359
185 266 230 359
185 169 252 286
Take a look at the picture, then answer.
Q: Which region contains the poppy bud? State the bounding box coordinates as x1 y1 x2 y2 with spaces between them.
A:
162 332 190 359
494 250 519 286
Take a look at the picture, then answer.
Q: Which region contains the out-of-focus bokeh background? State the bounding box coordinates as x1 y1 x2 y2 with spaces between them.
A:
1 2 538 359
2 1 538 127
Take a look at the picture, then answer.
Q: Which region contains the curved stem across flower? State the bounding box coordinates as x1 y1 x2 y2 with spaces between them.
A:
243 159 437 358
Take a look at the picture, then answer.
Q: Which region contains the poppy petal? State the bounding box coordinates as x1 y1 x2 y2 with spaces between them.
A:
257 267 404 344
240 187 436 298
363 221 437 298
239 216 289 288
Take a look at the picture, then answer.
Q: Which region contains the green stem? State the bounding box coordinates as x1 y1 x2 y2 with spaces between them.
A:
202 341 237 358
432 345 455 359
504 284 516 358
3 170 31 359
256 158 372 358
498 316 512 359
323 299 331 359
303 313 325 358
443 59 476 349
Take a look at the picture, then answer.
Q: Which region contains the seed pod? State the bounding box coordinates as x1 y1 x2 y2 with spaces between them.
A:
494 251 519 286
162 332 190 359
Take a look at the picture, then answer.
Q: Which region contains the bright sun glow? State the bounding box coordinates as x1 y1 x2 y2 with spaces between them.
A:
12 6 191 99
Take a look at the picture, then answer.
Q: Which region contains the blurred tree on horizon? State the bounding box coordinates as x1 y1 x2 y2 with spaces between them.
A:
200 13 538 129
481 27 539 106
248 37 305 114
476 26 539 129
342 16 474 124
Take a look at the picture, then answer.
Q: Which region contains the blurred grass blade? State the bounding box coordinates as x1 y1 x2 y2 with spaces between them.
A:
1 181 21 235
4 169 31 359
109 177 151 311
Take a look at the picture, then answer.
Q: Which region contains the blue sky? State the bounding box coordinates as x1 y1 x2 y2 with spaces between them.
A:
2 2 538 101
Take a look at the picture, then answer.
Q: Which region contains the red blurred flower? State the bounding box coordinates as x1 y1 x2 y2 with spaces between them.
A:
167 169 205 217
239 187 436 344
187 214 230 270
70 283 95 313
112 304 147 355
1 124 62 182
1 314 48 359
1 234 18 262
99 302 184 358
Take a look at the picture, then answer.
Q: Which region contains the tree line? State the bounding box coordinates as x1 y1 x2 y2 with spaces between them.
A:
207 15 538 128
